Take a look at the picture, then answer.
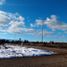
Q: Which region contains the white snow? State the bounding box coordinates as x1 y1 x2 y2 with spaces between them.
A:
0 45 55 58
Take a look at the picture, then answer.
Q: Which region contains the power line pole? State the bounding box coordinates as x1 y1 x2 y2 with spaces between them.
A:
42 20 44 43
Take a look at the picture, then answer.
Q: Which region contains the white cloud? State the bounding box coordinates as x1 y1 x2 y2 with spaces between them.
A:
0 11 67 35
0 11 25 33
36 30 53 36
35 15 67 31
44 15 67 31
36 19 43 26
7 18 35 33
30 23 35 27
7 21 24 33
0 11 10 26
17 16 25 21
24 28 35 33
0 0 5 5
0 10 35 34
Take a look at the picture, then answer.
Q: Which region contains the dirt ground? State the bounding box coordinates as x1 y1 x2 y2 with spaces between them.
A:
0 46 67 67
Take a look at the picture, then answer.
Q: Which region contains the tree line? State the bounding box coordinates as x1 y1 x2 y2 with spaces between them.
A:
0 39 67 48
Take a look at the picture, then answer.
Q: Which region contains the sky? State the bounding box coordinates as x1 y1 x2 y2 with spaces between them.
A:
0 0 67 42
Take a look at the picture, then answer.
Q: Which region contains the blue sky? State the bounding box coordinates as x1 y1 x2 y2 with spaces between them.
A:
0 0 67 42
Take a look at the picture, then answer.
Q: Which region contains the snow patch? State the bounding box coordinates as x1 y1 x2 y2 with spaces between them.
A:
0 45 55 58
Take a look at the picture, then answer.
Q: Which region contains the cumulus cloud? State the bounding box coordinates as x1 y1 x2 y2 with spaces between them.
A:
0 10 35 34
18 28 35 34
0 11 10 26
35 15 67 31
36 19 43 26
7 21 24 33
0 0 5 5
30 23 34 27
36 30 53 36
44 15 67 31
0 11 67 36
0 11 25 33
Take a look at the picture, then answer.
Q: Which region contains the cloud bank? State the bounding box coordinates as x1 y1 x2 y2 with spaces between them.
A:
35 15 67 31
0 11 34 34
0 10 67 37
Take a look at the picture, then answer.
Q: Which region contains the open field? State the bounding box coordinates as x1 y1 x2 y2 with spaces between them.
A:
0 46 67 67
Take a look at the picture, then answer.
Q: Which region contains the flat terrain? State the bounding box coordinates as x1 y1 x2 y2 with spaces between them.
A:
0 46 67 67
